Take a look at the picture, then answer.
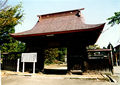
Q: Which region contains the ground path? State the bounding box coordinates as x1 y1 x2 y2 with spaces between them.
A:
2 75 117 85
1 65 120 85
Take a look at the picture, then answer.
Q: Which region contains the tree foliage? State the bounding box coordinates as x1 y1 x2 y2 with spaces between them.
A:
0 3 23 31
58 48 67 62
107 11 120 26
44 48 59 64
44 48 67 64
0 3 25 55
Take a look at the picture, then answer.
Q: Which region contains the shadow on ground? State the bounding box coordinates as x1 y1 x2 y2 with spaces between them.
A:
44 69 67 75
44 69 82 75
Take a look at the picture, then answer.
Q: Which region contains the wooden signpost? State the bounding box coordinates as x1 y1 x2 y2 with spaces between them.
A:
21 53 37 74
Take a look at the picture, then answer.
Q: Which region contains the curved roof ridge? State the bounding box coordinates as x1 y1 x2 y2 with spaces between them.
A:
11 8 105 38
37 8 85 17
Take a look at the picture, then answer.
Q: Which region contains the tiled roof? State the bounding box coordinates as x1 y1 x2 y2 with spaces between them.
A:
11 8 105 38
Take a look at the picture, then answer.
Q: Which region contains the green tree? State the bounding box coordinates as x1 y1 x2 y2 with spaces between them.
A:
58 48 67 62
44 48 59 64
107 11 120 26
44 48 67 64
0 3 25 55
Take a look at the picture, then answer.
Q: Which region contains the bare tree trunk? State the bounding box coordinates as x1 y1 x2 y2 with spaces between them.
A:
0 0 8 11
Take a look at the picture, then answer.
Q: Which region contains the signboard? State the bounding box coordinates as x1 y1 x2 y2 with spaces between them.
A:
21 53 37 62
21 53 37 74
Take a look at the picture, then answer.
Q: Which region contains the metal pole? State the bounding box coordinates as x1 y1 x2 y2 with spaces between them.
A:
0 50 1 85
110 45 113 66
22 62 25 73
115 54 118 66
110 45 114 74
117 45 120 66
33 62 35 74
0 50 1 69
17 58 20 72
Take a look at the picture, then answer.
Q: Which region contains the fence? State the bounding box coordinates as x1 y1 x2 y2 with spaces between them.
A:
1 52 22 71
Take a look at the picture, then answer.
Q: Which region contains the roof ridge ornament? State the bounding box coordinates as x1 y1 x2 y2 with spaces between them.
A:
76 10 81 17
75 8 84 17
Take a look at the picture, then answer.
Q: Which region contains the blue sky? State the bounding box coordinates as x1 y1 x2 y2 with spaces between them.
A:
8 0 120 48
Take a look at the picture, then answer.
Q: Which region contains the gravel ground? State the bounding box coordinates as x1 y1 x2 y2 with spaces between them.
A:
2 75 117 85
1 65 120 85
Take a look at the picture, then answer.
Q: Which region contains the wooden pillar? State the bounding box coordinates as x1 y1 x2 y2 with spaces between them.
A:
67 45 87 73
26 43 45 73
36 49 45 72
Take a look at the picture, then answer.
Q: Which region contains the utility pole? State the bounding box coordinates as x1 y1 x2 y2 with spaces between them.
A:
110 45 114 66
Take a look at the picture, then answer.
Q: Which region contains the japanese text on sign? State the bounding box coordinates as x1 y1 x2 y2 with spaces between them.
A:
21 53 37 62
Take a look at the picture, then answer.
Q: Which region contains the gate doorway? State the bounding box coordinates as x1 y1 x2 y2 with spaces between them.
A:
44 47 68 75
